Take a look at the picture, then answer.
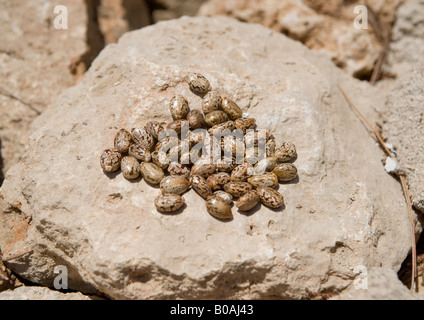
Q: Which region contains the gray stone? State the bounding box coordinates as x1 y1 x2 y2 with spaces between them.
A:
0 16 413 299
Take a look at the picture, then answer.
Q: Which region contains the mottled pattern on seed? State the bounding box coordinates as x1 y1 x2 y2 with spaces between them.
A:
129 144 151 162
231 163 254 182
114 129 132 153
208 121 235 135
144 121 164 140
188 73 211 93
234 118 256 132
275 142 297 162
213 190 233 205
204 110 229 127
140 162 165 185
221 97 243 120
121 156 140 180
187 109 204 129
235 190 260 212
272 163 298 182
170 95 189 120
131 128 155 150
160 176 190 195
100 149 122 172
257 187 285 209
151 150 169 169
205 196 233 220
224 182 253 198
155 194 185 213
248 173 278 188
207 172 231 191
168 163 191 179
190 175 213 199
202 91 222 114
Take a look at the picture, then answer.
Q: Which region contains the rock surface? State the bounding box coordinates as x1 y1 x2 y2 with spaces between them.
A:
331 268 424 300
383 65 424 214
198 0 401 79
0 286 95 300
98 0 151 45
0 0 103 183
0 16 413 299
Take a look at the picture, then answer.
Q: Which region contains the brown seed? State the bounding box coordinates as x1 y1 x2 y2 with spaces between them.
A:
224 182 253 198
155 136 180 153
140 162 165 185
205 196 233 220
275 142 297 162
254 157 278 174
245 147 266 165
155 194 185 213
248 173 279 188
204 110 229 127
266 139 276 157
121 156 140 180
257 187 285 209
234 118 256 132
151 150 169 170
100 149 122 172
231 163 254 182
272 163 298 182
216 157 237 173
144 121 164 140
170 95 189 120
221 97 243 120
188 73 211 93
187 109 204 129
244 129 270 148
191 161 216 178
167 120 188 134
190 175 213 199
207 172 231 191
235 190 260 212
114 129 132 153
221 136 245 158
167 163 191 179
208 121 235 136
131 128 155 150
202 91 222 114
128 144 151 162
160 176 190 195
213 191 233 205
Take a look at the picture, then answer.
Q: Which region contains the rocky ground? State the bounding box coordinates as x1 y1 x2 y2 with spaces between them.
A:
0 0 423 300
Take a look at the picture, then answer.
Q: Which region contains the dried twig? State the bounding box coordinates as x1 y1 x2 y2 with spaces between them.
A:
339 86 417 292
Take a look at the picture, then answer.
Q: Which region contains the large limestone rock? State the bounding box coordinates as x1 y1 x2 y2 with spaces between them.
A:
0 0 103 183
383 65 424 214
148 0 208 22
0 16 413 299
198 0 401 79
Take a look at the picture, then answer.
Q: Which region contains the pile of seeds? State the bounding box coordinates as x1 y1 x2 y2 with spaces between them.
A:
100 73 298 220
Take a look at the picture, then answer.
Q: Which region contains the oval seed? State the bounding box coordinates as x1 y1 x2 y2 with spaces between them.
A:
100 149 122 172
155 194 185 213
202 91 222 114
248 173 279 188
207 172 231 191
140 162 165 185
254 157 278 174
167 163 191 179
221 97 243 120
275 142 297 162
128 144 151 162
151 150 169 169
188 73 211 93
131 128 155 150
208 121 235 136
257 187 285 209
190 175 213 199
170 95 189 120
160 176 190 195
114 129 132 153
272 163 298 182
235 190 260 212
231 163 254 182
224 182 253 198
144 121 164 140
213 191 233 205
121 156 140 180
234 118 256 132
187 109 204 129
204 110 229 127
205 196 233 220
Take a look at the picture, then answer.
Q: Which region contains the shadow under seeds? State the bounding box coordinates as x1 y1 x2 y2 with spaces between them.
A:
104 170 121 180
238 203 262 217
159 203 187 216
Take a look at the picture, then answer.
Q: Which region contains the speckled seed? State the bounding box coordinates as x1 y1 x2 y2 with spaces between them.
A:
205 196 233 220
121 156 140 180
167 163 191 179
224 182 253 198
187 109 204 129
144 121 164 140
155 194 185 213
170 95 189 120
248 173 279 188
231 163 254 182
114 129 132 153
221 97 243 120
207 172 231 191
167 120 188 134
190 175 213 199
272 163 298 182
160 176 190 195
234 118 256 132
254 157 278 174
257 187 284 209
151 150 169 170
100 149 122 172
266 139 276 157
235 190 260 212
208 121 235 135
216 157 237 173
275 142 297 162
155 136 180 153
189 131 205 146
221 136 245 158
202 91 222 114
204 110 229 127
128 144 151 162
131 128 155 150
139 162 165 185
213 191 233 205
191 162 216 178
188 73 211 93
